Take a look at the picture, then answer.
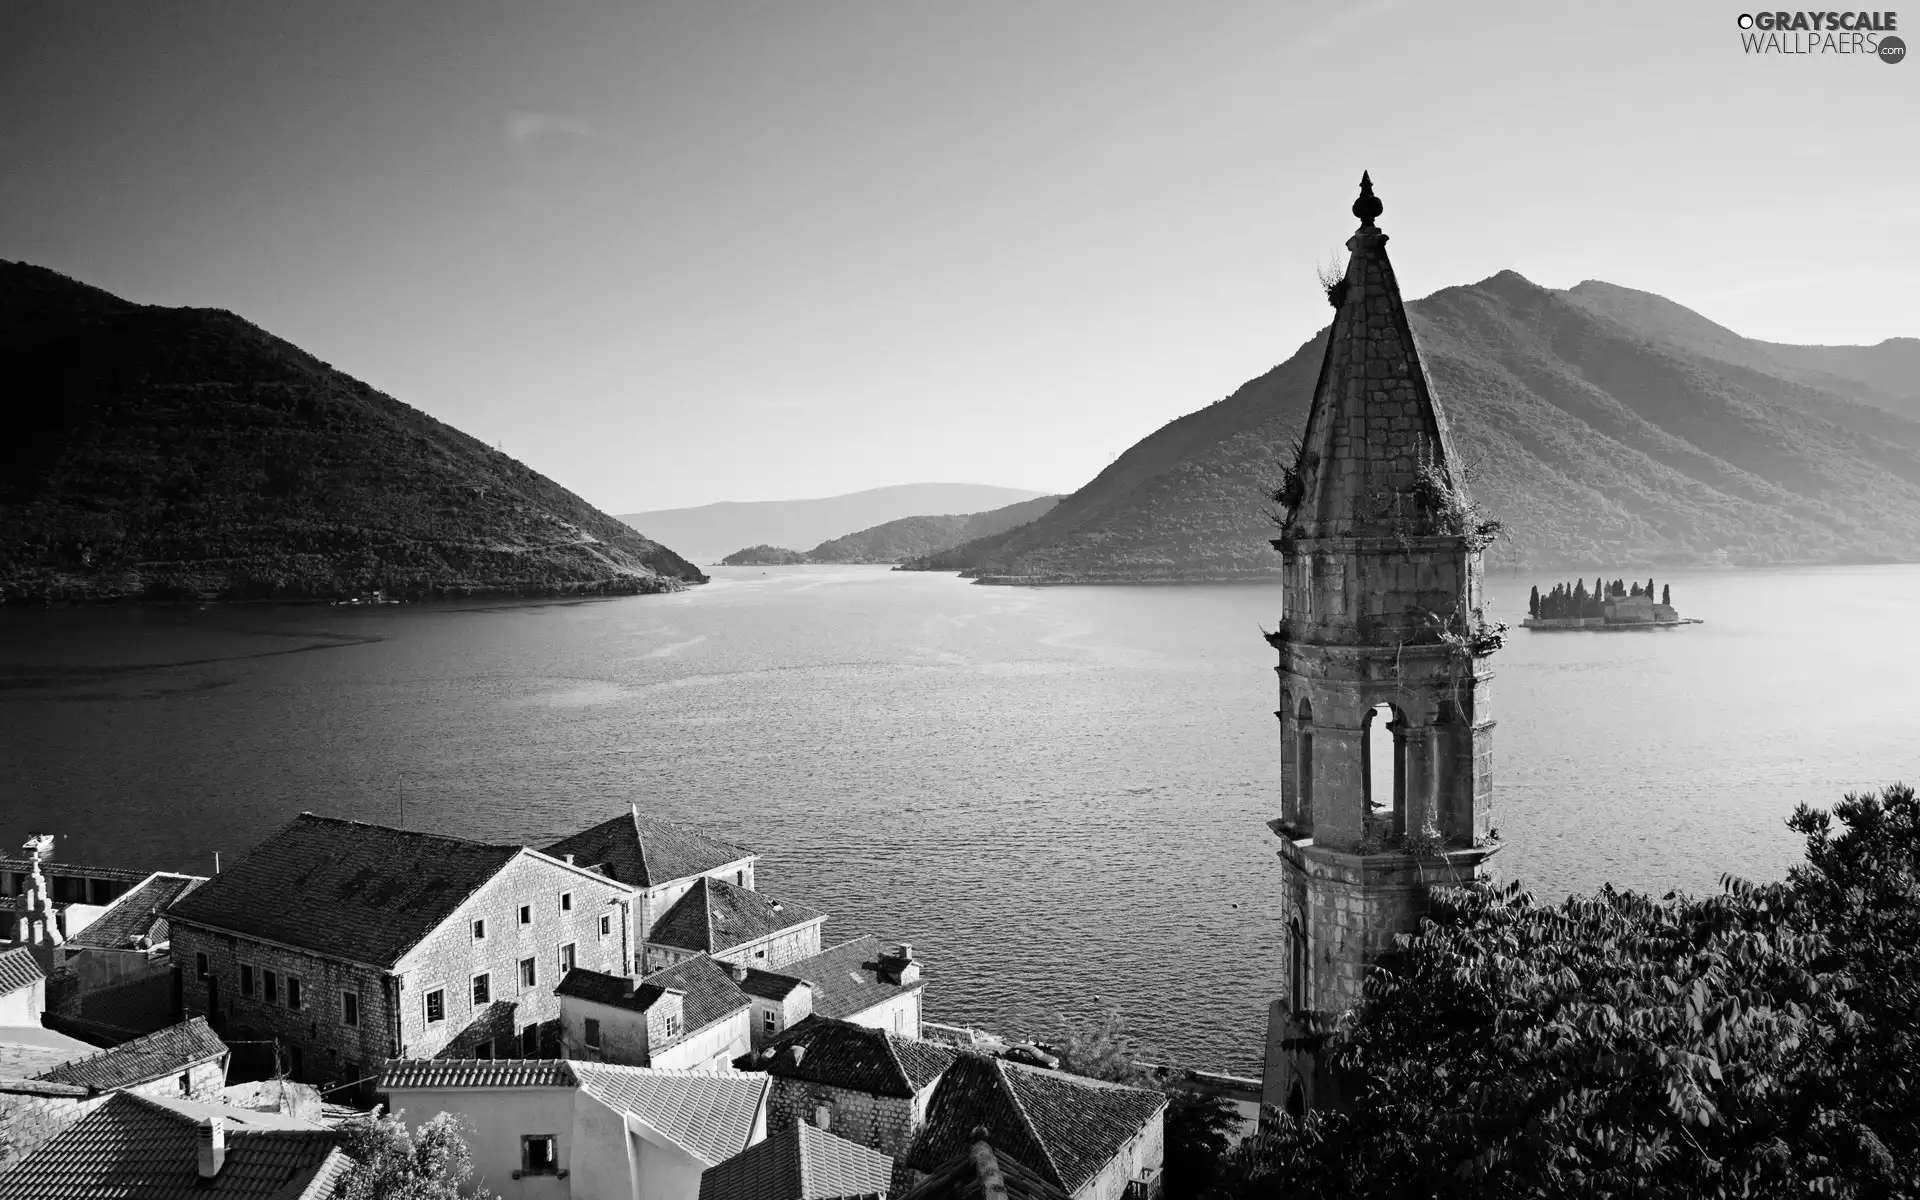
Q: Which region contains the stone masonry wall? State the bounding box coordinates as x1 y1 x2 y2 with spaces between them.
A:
765 1077 921 1157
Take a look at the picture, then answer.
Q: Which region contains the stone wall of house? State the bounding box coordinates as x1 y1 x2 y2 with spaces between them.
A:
713 921 822 971
0 1083 101 1173
560 994 651 1065
749 984 814 1050
765 1077 919 1157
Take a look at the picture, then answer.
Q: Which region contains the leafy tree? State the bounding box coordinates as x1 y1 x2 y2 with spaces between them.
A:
1215 784 1920 1199
336 1107 494 1200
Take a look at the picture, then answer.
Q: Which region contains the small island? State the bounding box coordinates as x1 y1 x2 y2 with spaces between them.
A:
1523 576 1702 630
718 544 812 566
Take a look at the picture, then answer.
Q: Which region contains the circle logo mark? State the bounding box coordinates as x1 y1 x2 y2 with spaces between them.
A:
1881 35 1907 63
1737 13 1755 28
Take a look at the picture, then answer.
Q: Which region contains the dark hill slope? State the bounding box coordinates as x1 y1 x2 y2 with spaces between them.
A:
0 262 704 602
908 273 1920 581
807 494 1059 563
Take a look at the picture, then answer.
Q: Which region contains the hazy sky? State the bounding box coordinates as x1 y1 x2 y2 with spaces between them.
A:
4 2 1914 512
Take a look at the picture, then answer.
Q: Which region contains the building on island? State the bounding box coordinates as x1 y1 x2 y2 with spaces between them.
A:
642 876 825 973
1262 174 1503 1116
1523 577 1693 629
166 814 634 1094
379 1057 772 1200
544 806 758 957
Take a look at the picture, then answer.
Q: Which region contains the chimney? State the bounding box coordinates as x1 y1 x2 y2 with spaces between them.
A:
563 853 575 865
895 943 913 962
787 1044 805 1067
729 962 748 983
197 1116 227 1179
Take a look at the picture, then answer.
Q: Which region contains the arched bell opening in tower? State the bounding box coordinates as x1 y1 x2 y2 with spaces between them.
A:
1363 701 1408 842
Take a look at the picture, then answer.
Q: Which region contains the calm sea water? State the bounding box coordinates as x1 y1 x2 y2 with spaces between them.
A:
3 564 1914 1074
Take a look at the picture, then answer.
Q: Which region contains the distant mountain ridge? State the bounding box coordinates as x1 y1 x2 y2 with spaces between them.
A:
0 261 706 603
904 272 1920 581
719 496 1060 566
619 483 1050 564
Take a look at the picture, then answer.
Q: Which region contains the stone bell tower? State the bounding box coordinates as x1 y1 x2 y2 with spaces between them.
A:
1259 174 1501 1116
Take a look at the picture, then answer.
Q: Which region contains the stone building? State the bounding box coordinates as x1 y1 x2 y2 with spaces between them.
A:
641 876 825 973
740 936 925 1045
1261 174 1503 1115
745 1015 957 1158
556 954 752 1070
544 806 758 954
166 814 633 1096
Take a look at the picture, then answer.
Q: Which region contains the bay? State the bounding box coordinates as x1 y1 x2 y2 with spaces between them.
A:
2 563 1914 1075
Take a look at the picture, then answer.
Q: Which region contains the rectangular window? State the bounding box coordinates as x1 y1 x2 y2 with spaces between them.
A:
559 943 576 975
520 957 537 989
239 964 254 998
425 988 445 1025
599 914 611 939
518 904 531 926
195 952 209 980
342 991 360 1027
521 1134 558 1175
663 1012 682 1039
475 1041 493 1060
584 1017 601 1049
521 1023 538 1056
287 976 303 1011
472 918 486 941
473 972 491 1006
762 1009 776 1035
263 970 279 1005
736 870 746 887
560 891 572 912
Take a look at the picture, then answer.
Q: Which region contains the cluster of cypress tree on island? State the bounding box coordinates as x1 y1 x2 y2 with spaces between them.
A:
1529 576 1672 620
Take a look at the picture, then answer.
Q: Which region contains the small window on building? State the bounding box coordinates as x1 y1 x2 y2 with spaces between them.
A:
195 952 209 980
736 870 746 887
584 1017 601 1049
560 891 572 912
520 957 537 989
598 914 610 939
521 1023 539 1056
755 948 766 959
287 976 303 1011
663 1012 682 1040
475 1041 493 1060
263 970 279 1005
473 972 491 1006
473 918 486 941
239 964 254 997
521 1134 558 1175
425 988 445 1025
559 943 576 975
178 1071 190 1095
518 904 531 926
762 1009 776 1035
342 991 360 1027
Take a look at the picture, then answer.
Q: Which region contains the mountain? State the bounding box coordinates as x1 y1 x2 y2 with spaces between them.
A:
618 483 1050 564
906 272 1920 582
808 495 1059 563
0 261 705 603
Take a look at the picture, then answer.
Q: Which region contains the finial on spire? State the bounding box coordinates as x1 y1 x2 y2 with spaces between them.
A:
1352 171 1382 225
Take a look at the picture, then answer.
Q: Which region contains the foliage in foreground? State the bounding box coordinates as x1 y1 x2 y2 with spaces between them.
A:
1216 783 1920 1200
335 1107 493 1200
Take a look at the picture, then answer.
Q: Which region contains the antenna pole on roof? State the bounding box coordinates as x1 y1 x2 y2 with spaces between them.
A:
214 851 220 874
630 801 638 821
399 779 406 829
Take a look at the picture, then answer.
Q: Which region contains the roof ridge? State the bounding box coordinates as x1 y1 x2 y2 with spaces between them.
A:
877 1025 915 1095
290 811 504 849
990 1058 1065 1188
35 1016 218 1082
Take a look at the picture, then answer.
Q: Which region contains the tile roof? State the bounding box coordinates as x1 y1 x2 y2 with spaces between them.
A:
560 957 751 1039
0 1025 100 1079
58 971 180 1040
649 878 824 955
544 808 752 889
699 1120 894 1200
763 936 923 1023
896 1136 1070 1200
572 1060 770 1168
381 1058 574 1090
164 813 521 967
0 946 44 997
35 1017 227 1091
737 969 807 1002
66 872 205 951
904 1057 1167 1195
744 1016 956 1099
0 1090 349 1199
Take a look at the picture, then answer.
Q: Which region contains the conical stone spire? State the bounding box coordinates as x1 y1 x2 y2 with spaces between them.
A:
1289 172 1462 542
